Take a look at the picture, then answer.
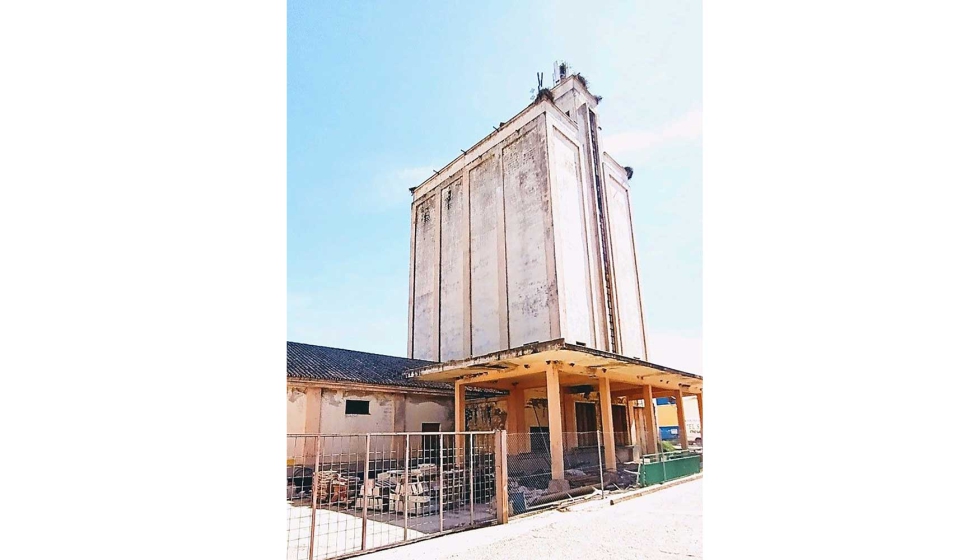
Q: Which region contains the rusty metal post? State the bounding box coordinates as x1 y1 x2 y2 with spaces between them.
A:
308 436 321 560
439 433 445 532
403 433 410 540
469 433 475 524
596 429 604 499
361 434 370 551
495 430 509 524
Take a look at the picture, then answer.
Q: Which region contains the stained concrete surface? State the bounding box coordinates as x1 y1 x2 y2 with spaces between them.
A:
365 478 703 559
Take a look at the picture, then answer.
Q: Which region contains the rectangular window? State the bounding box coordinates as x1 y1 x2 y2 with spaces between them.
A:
345 399 370 415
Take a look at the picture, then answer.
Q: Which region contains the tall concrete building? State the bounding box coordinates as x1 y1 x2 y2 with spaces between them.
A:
408 72 648 363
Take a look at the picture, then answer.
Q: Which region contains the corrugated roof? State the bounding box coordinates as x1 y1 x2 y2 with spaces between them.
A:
287 341 500 395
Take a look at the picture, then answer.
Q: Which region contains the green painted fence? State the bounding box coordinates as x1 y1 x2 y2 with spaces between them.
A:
638 452 702 486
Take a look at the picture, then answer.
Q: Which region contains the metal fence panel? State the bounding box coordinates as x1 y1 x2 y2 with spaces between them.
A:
286 431 498 560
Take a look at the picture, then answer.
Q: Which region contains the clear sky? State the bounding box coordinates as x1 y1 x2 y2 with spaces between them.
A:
287 0 702 373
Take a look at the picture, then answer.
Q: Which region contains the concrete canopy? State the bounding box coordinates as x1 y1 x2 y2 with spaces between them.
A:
403 338 702 395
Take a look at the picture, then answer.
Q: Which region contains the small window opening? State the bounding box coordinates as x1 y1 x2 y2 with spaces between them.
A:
345 399 370 415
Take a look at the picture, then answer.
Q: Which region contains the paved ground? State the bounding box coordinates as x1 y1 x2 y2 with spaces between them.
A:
366 478 703 560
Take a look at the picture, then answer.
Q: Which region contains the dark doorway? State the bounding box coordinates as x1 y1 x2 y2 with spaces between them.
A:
576 402 598 447
421 422 440 461
612 404 629 445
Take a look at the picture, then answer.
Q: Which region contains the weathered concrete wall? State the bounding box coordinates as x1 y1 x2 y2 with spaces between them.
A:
404 394 454 431
465 398 507 431
319 389 396 434
469 152 506 355
412 192 439 360
283 387 455 458
605 167 646 359
550 124 595 346
287 386 306 434
502 115 557 347
408 96 647 362
286 387 307 459
439 179 467 360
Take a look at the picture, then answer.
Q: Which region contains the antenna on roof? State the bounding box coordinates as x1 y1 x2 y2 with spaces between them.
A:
531 71 545 100
555 60 569 83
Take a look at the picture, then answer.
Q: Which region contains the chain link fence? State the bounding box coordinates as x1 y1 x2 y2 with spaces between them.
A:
504 430 648 513
287 432 500 560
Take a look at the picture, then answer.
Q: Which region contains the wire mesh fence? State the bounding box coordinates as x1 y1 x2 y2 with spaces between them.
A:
286 432 499 560
505 430 633 513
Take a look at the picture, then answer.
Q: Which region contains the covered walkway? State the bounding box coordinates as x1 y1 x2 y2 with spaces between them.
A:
405 338 703 489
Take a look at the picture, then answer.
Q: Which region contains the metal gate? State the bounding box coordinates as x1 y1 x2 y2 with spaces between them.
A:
286 431 504 560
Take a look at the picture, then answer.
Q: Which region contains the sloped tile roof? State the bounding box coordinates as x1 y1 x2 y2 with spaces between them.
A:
287 341 499 395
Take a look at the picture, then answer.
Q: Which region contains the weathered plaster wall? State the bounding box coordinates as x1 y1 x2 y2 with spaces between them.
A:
286 387 307 459
439 179 467 361
550 124 595 346
404 394 454 431
503 115 557 347
408 97 647 362
469 152 506 355
319 389 396 434
287 387 306 434
605 168 646 359
412 193 439 360
465 398 507 431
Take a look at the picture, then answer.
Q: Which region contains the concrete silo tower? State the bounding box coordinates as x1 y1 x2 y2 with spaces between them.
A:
407 73 647 363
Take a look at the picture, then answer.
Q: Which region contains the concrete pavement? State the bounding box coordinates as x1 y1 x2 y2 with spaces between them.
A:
365 478 703 559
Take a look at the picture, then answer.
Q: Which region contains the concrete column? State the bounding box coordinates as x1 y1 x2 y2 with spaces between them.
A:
627 400 639 461
642 386 657 455
506 387 525 454
598 377 617 471
545 362 565 482
562 389 577 450
696 392 703 432
455 380 466 466
675 390 688 450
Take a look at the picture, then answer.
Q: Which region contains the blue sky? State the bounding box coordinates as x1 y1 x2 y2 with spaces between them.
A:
287 0 702 373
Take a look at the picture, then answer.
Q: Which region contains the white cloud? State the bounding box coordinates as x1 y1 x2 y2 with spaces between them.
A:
603 107 702 160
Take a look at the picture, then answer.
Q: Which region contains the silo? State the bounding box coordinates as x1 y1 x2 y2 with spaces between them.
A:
407 75 647 363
